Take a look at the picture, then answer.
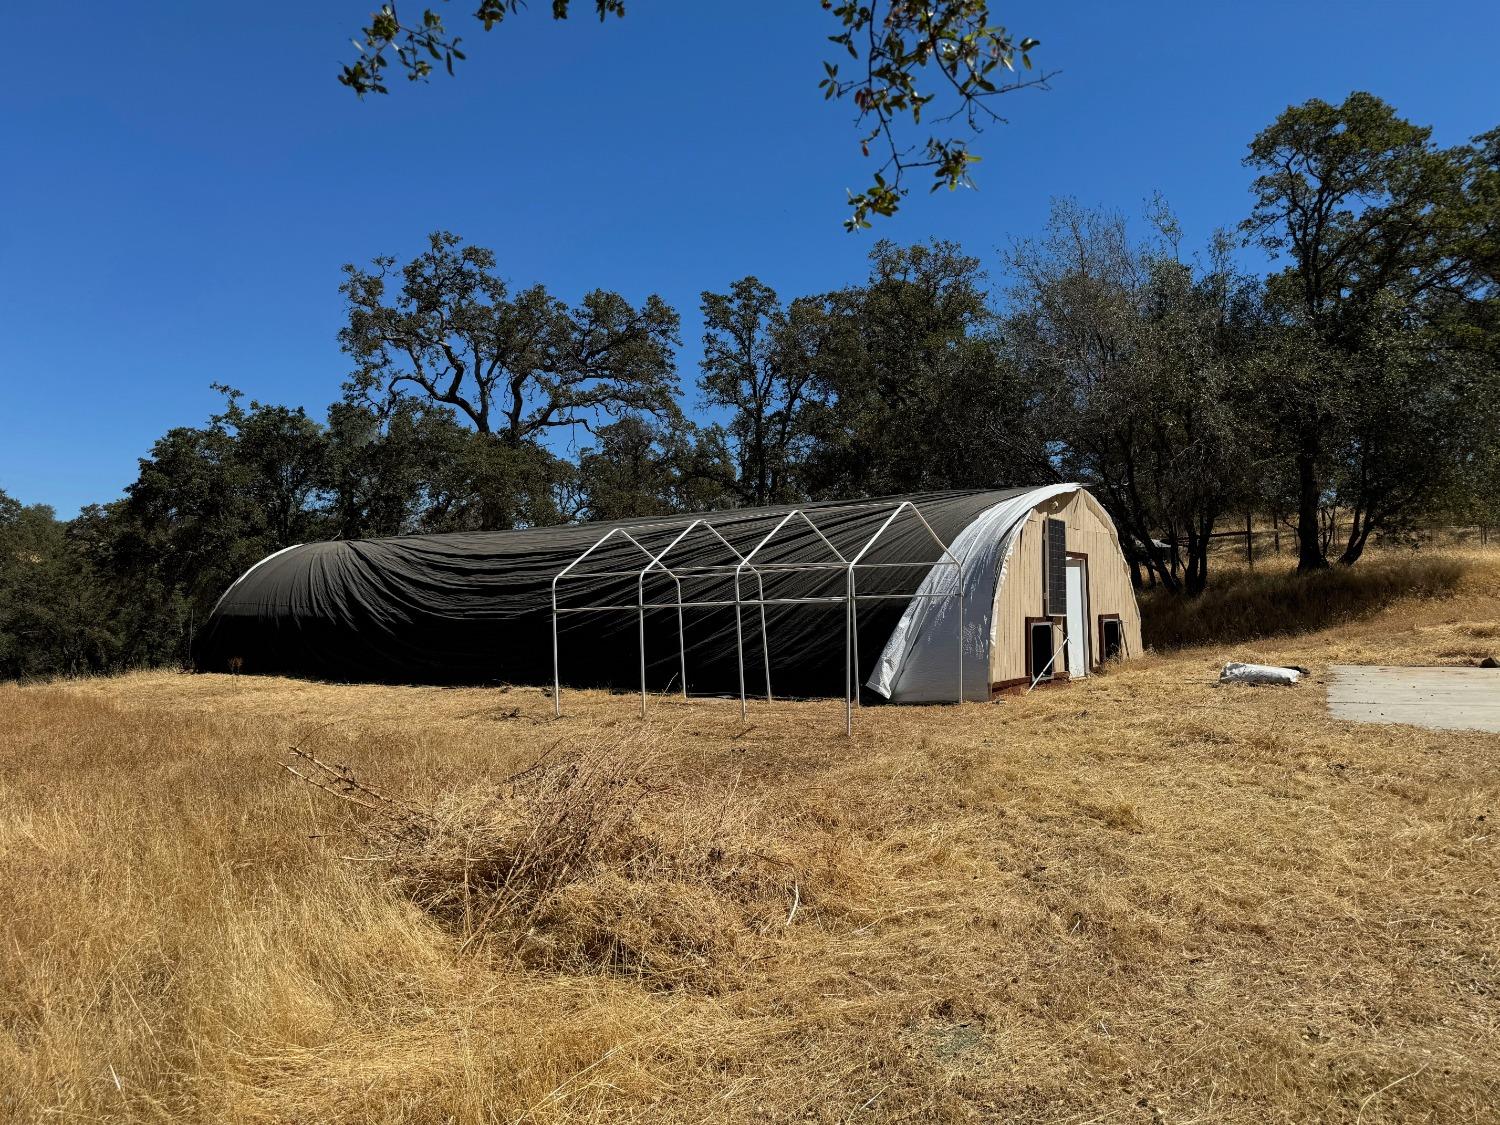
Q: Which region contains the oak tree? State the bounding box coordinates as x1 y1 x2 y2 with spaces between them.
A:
339 231 680 527
699 278 826 506
1244 93 1496 568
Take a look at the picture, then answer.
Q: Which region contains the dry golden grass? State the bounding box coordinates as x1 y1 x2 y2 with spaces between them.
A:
1141 550 1473 650
2 551 1498 1123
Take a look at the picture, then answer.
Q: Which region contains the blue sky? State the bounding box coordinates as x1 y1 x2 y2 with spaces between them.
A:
3 1 1498 516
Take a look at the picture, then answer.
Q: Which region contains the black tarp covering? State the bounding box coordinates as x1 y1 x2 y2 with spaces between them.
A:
193 488 1032 696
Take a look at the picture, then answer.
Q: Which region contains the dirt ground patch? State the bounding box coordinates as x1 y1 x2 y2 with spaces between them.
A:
2 552 1497 1122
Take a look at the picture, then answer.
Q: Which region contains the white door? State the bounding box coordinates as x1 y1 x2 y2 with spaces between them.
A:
1064 558 1088 679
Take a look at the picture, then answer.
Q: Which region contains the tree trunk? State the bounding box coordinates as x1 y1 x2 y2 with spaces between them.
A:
1153 545 1181 593
1185 526 1210 597
1122 540 1147 590
1337 533 1370 566
1337 506 1373 566
1295 447 1328 571
1137 534 1179 593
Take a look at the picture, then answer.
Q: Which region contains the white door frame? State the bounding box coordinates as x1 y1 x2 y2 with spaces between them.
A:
1064 555 1089 679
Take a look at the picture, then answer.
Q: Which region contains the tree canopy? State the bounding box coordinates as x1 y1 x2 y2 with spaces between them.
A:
340 231 681 528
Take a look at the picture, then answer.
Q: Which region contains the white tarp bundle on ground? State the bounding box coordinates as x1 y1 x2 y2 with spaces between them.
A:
868 484 1078 703
1219 662 1303 686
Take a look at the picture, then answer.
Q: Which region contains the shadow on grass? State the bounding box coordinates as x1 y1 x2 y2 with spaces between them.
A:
1141 555 1468 650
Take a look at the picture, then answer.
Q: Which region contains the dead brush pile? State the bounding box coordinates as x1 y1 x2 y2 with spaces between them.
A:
285 735 798 991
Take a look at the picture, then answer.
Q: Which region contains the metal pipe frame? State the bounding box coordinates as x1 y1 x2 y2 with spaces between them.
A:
551 520 775 720
552 527 656 718
550 502 968 735
733 509 848 721
556 591 954 612
636 518 770 719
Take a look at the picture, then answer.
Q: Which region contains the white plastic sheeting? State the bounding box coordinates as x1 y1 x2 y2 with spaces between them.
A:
867 484 1079 702
1219 662 1303 686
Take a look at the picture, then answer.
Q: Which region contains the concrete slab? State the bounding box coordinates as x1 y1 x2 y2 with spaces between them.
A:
1327 665 1500 734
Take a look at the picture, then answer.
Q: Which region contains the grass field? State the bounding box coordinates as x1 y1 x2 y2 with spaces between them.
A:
2 552 1498 1123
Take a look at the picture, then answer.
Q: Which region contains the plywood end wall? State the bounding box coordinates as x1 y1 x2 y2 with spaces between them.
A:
988 489 1143 687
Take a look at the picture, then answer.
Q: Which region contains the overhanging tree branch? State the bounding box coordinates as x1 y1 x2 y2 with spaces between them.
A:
338 1 1050 229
